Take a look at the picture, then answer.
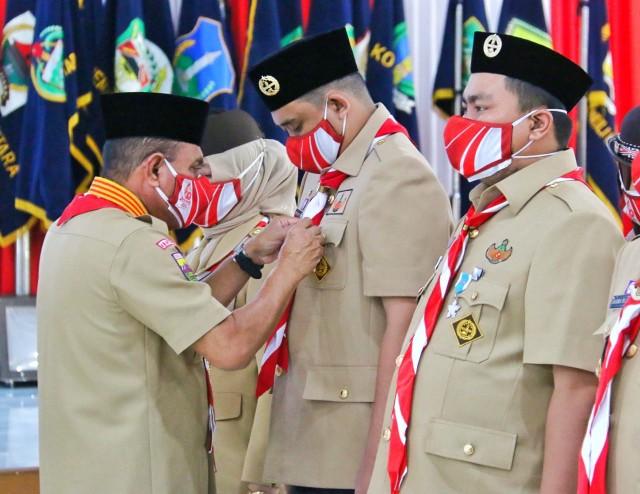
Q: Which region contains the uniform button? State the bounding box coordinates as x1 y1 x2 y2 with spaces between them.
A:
463 443 475 456
471 291 479 301
383 428 391 441
626 344 638 359
275 365 283 377
339 388 349 399
395 355 403 367
469 229 479 239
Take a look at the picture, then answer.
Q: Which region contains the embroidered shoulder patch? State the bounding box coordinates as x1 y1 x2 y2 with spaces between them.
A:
171 251 197 281
156 237 176 250
326 189 353 215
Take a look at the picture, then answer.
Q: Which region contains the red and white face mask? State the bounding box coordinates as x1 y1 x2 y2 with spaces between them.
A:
620 154 640 225
155 154 263 228
443 108 568 181
285 99 346 174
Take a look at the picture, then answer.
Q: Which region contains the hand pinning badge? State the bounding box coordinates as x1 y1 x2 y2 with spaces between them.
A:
446 267 485 319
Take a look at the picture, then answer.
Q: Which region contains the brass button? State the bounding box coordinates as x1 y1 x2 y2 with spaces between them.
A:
395 355 403 367
469 229 479 239
471 291 479 301
383 427 391 441
339 388 349 399
626 344 638 359
275 365 283 377
463 443 475 456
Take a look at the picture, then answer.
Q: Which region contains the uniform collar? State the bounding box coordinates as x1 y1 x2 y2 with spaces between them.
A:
470 149 578 214
88 177 148 217
331 103 392 176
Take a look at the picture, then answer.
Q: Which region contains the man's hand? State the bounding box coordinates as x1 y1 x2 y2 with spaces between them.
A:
278 218 324 282
244 216 298 265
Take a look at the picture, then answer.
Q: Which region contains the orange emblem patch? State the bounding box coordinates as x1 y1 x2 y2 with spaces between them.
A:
485 239 512 264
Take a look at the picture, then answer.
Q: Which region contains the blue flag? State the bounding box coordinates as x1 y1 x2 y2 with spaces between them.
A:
0 0 36 244
497 0 551 46
15 0 81 224
278 0 304 47
352 0 372 73
432 0 488 118
174 0 237 108
238 0 292 142
306 0 353 37
113 0 174 93
365 0 419 144
584 0 620 223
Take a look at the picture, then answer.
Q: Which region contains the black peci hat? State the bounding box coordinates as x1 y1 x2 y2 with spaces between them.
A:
471 32 593 111
100 92 209 145
201 109 264 156
248 27 359 112
607 106 640 164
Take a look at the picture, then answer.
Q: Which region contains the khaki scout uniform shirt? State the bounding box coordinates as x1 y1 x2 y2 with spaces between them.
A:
368 151 623 493
599 238 640 494
38 207 230 494
263 104 453 488
187 216 281 494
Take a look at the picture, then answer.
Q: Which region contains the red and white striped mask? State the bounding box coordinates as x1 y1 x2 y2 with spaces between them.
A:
619 154 640 225
443 108 567 182
285 100 346 174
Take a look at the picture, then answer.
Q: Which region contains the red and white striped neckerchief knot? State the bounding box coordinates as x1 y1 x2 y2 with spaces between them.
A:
255 117 410 397
387 167 586 494
578 281 640 494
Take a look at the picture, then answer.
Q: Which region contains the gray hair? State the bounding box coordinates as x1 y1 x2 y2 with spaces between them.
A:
102 137 180 182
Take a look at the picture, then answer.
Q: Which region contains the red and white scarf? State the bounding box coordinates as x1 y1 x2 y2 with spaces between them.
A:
387 168 586 493
255 118 410 397
578 282 640 494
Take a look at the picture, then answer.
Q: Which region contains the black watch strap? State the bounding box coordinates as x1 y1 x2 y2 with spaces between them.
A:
233 248 264 279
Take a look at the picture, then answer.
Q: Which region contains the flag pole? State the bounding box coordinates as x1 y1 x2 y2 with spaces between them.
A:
452 0 464 220
15 232 30 296
578 0 590 173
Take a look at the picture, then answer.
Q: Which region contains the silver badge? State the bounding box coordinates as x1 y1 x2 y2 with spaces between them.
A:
483 34 502 58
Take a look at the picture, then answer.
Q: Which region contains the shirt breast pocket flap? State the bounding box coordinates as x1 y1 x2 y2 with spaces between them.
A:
302 365 376 403
214 392 242 421
305 218 348 290
433 280 509 363
424 418 517 471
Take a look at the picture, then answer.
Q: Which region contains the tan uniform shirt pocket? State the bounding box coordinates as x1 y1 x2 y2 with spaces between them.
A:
215 392 242 421
424 418 517 471
302 366 377 403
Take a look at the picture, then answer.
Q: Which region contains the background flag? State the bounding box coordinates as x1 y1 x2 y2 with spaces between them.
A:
584 0 620 224
0 0 36 245
174 0 237 109
366 0 419 144
15 0 82 224
497 0 551 45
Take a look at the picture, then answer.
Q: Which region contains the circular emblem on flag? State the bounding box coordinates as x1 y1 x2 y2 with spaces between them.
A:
31 24 66 103
259 75 280 96
483 34 502 58
114 18 173 93
1 10 35 116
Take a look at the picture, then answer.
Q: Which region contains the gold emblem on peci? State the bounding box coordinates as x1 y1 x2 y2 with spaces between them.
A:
453 315 483 347
258 75 280 96
313 255 331 281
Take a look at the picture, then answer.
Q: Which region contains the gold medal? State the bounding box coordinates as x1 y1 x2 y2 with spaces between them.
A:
313 256 331 281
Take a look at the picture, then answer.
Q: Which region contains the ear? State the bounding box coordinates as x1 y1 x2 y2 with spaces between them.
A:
528 110 554 142
140 152 165 187
325 90 350 118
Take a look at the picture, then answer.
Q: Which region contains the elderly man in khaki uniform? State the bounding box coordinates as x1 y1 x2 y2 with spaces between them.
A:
367 33 623 494
247 28 452 494
188 123 296 494
578 107 640 494
37 92 324 494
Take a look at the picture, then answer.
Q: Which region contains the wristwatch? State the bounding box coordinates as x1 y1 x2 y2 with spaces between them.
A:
233 245 264 279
